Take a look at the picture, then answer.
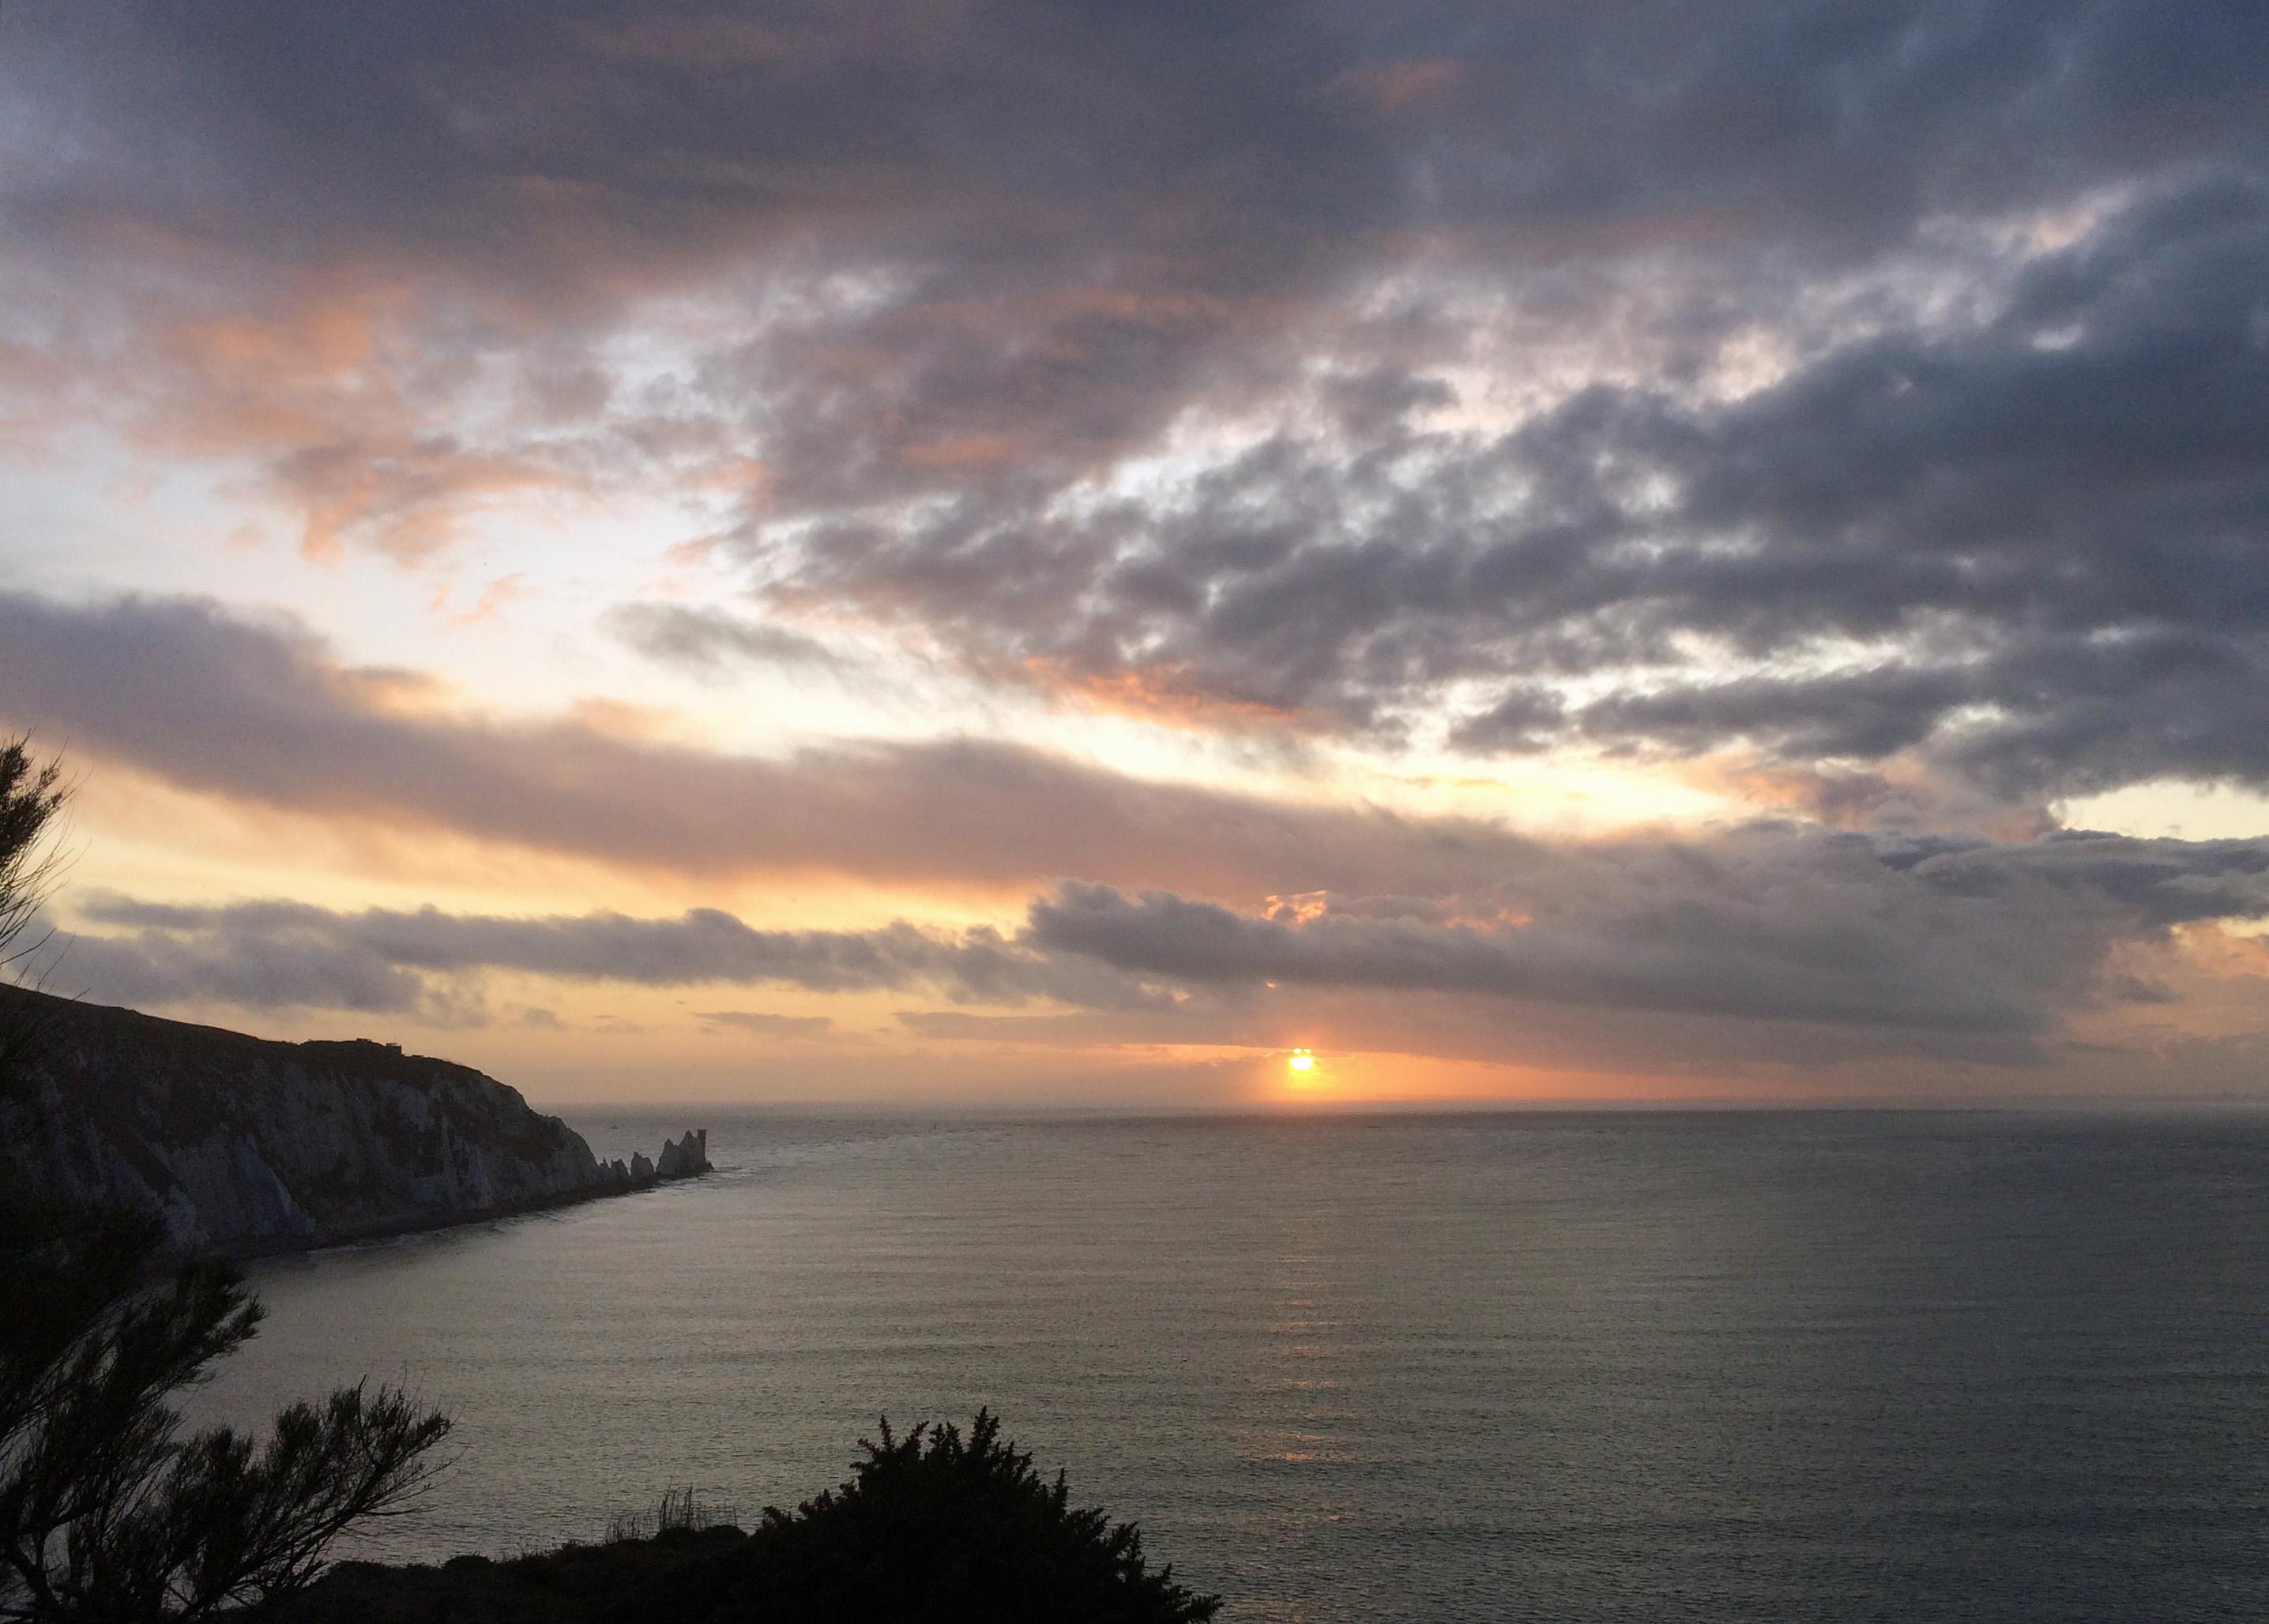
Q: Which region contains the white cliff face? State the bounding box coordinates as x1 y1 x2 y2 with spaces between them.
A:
0 989 708 1255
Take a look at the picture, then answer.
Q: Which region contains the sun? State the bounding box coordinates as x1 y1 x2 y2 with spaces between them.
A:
1286 1048 1315 1074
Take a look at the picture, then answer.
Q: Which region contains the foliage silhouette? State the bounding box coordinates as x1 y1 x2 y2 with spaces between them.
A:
679 1409 1220 1624
0 736 68 1078
0 1230 451 1623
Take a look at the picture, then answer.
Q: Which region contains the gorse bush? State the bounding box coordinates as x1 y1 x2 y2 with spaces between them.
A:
685 1410 1221 1624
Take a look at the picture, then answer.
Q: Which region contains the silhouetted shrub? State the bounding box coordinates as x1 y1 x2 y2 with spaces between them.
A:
0 735 67 1081
683 1411 1219 1624
0 1209 453 1622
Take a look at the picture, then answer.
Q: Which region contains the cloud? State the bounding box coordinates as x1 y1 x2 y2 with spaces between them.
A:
1027 830 2269 1039
606 603 847 675
18 2 2259 322
68 891 1142 1015
59 823 2269 1070
0 590 1548 898
696 1009 835 1037
2 5 2264 812
741 175 2269 806
57 913 434 1020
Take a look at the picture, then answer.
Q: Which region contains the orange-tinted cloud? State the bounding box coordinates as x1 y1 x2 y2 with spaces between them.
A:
1022 659 1330 735
0 590 1540 899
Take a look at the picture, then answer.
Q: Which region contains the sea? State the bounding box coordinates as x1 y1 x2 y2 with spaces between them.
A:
194 1110 2269 1622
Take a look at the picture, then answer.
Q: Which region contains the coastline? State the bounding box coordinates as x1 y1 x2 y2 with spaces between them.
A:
0 985 713 1258
214 1157 710 1261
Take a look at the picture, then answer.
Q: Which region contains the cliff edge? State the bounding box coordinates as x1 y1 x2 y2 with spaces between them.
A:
0 985 707 1255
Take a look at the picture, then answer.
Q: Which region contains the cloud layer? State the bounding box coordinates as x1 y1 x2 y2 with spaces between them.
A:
4 3 2266 807
0 590 1530 898
60 825 2269 1071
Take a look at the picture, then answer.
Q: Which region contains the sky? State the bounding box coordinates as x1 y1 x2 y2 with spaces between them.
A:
2 1 2267 1107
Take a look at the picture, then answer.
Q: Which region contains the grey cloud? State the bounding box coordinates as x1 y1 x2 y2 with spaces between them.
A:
77 894 966 991
750 175 2269 802
606 603 846 675
0 590 1541 898
1449 687 1568 756
1027 828 2269 1041
4 6 2268 800
62 823 2269 1068
58 918 432 1020
65 893 1149 1020
1544 667 1982 765
17 4 2261 300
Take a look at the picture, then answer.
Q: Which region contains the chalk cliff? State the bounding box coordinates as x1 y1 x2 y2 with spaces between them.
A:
0 986 709 1256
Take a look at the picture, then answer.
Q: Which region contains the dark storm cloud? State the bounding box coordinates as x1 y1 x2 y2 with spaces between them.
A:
63 824 2269 1064
5 4 2268 798
0 590 1537 898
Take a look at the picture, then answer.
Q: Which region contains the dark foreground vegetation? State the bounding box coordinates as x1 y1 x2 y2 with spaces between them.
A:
1 742 1218 1622
0 1201 452 1622
282 1415 1219 1624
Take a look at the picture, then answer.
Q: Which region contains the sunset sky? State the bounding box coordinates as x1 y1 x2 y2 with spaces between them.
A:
3 2 2267 1106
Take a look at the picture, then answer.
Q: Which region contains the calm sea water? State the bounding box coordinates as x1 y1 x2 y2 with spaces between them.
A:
195 1111 2269 1622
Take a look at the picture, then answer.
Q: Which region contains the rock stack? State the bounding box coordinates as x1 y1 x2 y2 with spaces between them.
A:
656 1129 710 1179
